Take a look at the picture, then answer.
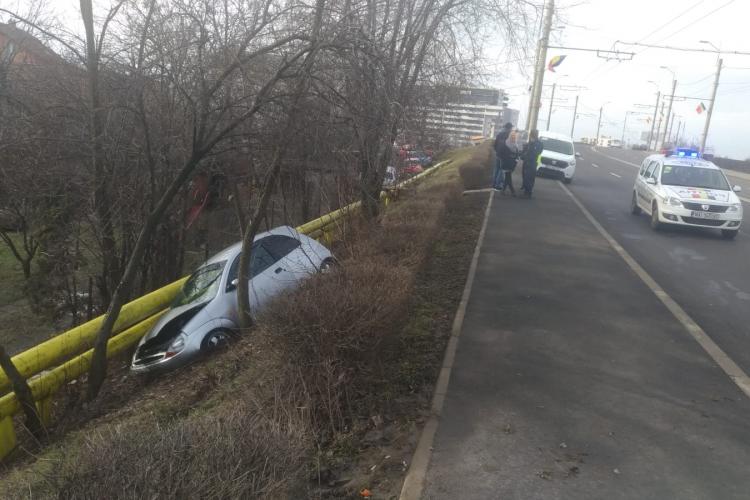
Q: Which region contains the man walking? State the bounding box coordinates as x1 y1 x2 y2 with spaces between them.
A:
493 122 515 191
521 129 543 198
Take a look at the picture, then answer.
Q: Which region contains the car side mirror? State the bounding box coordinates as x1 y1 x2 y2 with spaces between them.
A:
575 152 582 158
645 177 656 185
227 278 239 291
733 185 742 193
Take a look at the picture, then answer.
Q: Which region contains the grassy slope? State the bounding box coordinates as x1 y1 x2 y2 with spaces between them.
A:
0 145 492 498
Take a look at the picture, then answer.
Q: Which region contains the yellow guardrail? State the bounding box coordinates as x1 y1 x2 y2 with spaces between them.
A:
0 159 451 461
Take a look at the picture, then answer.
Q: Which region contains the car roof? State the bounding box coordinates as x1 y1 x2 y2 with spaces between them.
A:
538 131 573 142
647 154 721 170
205 225 301 265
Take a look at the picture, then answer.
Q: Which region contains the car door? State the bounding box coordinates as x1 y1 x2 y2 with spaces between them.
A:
635 159 650 205
643 161 661 209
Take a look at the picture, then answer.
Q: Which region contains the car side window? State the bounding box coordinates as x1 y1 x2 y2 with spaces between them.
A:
644 161 657 179
651 163 661 181
225 241 280 290
262 235 301 261
639 159 650 176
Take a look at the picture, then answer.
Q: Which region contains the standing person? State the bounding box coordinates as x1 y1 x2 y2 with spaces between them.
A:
492 122 514 191
521 129 544 198
502 129 519 196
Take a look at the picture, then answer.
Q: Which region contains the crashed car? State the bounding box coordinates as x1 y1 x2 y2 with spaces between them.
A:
131 226 335 373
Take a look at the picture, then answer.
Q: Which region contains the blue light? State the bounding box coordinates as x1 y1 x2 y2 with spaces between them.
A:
671 148 700 158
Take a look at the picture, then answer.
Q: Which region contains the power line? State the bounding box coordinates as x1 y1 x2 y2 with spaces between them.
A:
637 0 706 44
651 0 736 45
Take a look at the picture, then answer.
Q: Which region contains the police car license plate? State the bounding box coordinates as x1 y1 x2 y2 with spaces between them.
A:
690 211 720 220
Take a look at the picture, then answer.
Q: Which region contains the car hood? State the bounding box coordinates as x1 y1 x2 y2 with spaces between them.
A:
140 300 211 343
540 150 574 162
664 186 736 204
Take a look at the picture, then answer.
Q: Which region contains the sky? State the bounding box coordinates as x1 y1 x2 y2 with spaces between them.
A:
490 0 750 160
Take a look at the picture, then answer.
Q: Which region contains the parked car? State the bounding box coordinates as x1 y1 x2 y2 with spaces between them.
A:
536 131 577 184
131 226 335 373
404 162 424 175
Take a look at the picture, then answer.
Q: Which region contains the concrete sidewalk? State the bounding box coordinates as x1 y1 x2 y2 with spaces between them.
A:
417 178 750 499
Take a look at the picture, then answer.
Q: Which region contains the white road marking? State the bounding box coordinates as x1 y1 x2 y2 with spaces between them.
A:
609 172 622 179
592 163 599 168
399 192 493 500
559 181 750 401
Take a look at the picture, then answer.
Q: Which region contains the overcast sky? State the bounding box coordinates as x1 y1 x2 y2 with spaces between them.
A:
493 0 750 159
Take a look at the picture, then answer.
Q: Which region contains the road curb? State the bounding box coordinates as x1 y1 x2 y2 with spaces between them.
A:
398 191 494 500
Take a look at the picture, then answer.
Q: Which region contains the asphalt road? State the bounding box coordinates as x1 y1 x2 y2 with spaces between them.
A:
416 153 750 499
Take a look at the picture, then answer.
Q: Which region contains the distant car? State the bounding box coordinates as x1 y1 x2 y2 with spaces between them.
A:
407 151 432 167
632 143 648 151
536 131 577 184
404 162 424 175
631 149 743 239
131 226 335 373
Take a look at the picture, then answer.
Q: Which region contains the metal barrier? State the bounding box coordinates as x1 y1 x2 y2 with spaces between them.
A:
0 159 451 460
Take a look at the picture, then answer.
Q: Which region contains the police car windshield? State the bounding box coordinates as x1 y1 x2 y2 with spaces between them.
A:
541 138 574 155
660 164 730 191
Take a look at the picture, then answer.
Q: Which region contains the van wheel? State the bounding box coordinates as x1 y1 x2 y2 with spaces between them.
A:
631 192 642 215
721 229 738 240
650 202 661 230
201 329 232 352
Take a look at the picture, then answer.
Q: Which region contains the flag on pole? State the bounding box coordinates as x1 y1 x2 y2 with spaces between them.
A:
547 55 566 72
696 102 706 114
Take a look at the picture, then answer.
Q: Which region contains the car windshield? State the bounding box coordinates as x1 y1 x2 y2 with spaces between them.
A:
541 138 574 155
172 261 226 307
660 165 730 191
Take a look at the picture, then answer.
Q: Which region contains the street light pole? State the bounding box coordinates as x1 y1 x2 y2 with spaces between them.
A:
570 94 579 138
621 112 629 144
667 113 676 145
648 88 660 150
546 82 556 131
595 105 604 146
700 57 723 154
527 0 555 132
654 101 665 150
659 70 677 149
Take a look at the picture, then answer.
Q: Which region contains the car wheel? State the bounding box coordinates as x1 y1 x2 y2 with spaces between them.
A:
650 202 661 230
721 229 738 240
201 329 232 351
320 257 337 273
631 192 642 215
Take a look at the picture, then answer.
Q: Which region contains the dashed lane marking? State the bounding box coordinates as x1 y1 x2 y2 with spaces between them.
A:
610 172 622 179
592 163 599 168
559 181 750 401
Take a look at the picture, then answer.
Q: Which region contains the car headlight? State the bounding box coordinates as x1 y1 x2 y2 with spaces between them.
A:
664 196 682 207
167 333 187 354
728 203 742 213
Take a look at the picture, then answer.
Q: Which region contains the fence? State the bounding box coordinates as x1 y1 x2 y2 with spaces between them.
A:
0 159 451 461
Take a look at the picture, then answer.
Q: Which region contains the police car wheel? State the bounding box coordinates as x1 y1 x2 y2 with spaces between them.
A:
650 203 661 230
631 192 641 215
721 229 738 240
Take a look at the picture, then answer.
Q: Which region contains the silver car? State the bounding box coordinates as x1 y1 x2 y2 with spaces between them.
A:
131 226 335 372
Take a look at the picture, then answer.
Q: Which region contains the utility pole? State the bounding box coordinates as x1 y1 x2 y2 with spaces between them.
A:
570 94 579 138
595 105 604 146
524 1 546 130
621 112 629 144
648 91 660 150
654 101 665 150
527 0 554 132
700 57 723 154
660 78 677 149
666 113 676 145
546 82 556 131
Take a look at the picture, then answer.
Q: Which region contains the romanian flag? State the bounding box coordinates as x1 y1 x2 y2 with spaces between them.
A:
548 55 566 72
696 102 706 114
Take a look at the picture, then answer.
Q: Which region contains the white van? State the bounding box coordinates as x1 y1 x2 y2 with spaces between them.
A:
537 131 577 184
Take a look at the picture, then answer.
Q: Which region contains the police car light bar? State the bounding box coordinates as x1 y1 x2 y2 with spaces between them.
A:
665 148 700 158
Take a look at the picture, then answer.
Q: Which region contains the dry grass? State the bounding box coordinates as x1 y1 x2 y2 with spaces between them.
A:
0 145 490 498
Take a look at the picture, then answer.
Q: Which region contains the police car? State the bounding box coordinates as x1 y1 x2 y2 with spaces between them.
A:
631 149 743 239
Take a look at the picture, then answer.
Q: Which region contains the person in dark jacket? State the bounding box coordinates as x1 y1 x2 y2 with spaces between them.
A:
492 122 515 191
521 129 544 198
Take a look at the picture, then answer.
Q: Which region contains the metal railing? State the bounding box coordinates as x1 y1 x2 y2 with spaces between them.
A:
0 159 450 460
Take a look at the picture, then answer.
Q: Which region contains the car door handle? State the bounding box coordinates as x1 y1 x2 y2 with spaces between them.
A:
274 267 284 274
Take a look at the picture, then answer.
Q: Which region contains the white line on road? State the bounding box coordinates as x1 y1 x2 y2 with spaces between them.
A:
399 191 494 500
609 172 622 178
559 181 750 401
591 163 599 168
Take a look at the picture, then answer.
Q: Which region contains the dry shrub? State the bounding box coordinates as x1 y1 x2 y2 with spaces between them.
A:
27 400 309 500
458 147 493 190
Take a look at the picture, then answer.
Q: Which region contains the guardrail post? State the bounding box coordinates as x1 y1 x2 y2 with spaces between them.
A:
36 397 52 427
0 415 15 461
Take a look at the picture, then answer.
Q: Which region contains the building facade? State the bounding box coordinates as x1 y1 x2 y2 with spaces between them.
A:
424 87 519 146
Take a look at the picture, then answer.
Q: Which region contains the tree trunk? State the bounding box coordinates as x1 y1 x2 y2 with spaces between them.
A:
0 345 44 436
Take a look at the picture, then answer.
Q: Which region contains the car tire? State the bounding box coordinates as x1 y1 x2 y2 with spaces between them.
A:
320 257 337 273
631 192 642 215
201 329 232 352
721 229 739 240
650 202 661 230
